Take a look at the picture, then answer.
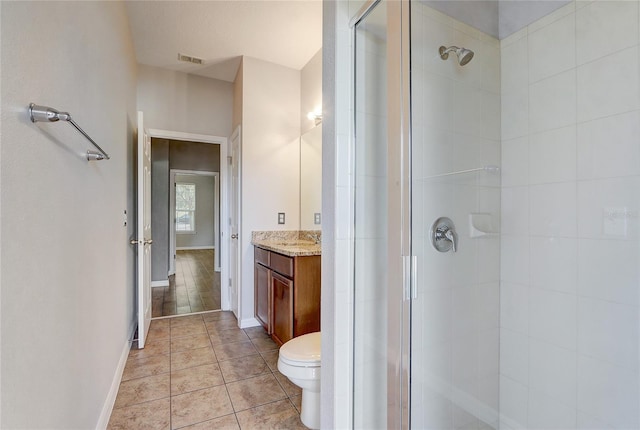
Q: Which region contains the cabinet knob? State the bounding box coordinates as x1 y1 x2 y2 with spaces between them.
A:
231 234 238 239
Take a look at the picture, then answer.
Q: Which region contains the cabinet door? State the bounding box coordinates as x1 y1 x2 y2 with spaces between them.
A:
255 263 271 332
271 272 294 345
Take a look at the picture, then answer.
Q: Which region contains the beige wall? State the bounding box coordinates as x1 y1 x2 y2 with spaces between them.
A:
238 57 301 326
300 49 323 134
0 1 137 428
137 64 233 138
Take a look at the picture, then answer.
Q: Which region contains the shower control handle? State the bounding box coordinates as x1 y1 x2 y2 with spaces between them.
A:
431 217 458 253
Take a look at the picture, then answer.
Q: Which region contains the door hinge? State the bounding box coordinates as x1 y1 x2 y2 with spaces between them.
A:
228 278 232 287
228 156 232 165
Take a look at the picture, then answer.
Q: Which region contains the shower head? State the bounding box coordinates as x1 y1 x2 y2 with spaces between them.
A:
439 46 474 66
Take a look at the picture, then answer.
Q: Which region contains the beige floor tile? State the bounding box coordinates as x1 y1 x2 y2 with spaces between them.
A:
171 363 224 395
273 371 302 398
226 373 286 412
202 311 236 322
205 318 238 333
171 386 234 429
108 398 170 430
179 414 239 430
114 373 170 409
171 346 216 371
171 322 206 338
260 350 279 372
147 322 171 342
290 395 302 413
209 328 250 345
171 334 211 353
235 399 306 430
250 337 279 352
213 341 257 361
129 339 171 360
122 354 170 381
170 315 204 328
218 354 270 383
243 326 269 340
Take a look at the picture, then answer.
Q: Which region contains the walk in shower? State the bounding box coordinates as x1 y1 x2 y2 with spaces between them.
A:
352 0 640 428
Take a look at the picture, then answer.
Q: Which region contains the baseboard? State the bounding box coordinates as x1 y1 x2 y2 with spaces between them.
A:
176 246 215 251
151 280 169 288
239 317 261 329
96 321 136 429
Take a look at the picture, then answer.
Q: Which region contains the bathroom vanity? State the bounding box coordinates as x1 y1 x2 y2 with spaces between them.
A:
252 232 321 346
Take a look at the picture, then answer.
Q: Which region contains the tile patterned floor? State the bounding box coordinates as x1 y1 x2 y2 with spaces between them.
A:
108 312 307 430
153 250 221 317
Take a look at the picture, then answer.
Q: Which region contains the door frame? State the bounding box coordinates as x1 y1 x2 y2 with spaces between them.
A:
229 126 242 319
170 169 220 270
148 128 230 310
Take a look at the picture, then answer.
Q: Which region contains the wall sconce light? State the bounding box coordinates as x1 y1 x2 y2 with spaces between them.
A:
307 111 322 125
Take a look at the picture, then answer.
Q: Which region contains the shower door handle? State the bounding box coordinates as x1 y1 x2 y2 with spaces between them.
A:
431 217 458 253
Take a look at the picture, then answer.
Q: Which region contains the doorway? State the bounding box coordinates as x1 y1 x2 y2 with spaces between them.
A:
147 129 229 318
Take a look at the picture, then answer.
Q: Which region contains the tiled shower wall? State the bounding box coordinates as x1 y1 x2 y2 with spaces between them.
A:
412 3 502 429
499 2 640 428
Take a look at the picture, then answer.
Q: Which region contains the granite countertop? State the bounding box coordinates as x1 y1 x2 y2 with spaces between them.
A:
251 230 322 257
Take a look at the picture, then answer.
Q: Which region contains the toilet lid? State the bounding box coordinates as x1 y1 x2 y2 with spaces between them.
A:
279 332 321 364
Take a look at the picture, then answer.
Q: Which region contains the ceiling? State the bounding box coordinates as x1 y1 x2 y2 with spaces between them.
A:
125 1 323 83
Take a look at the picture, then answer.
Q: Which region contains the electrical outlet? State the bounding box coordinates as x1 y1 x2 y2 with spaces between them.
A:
314 213 321 224
278 212 285 224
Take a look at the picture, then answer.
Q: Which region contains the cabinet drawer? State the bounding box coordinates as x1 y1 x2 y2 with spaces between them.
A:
270 252 294 278
255 247 270 266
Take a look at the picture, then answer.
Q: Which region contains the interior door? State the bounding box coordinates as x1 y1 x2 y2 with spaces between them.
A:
229 126 241 316
135 111 152 348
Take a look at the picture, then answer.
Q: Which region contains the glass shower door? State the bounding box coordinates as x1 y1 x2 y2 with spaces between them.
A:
353 0 411 428
409 2 501 429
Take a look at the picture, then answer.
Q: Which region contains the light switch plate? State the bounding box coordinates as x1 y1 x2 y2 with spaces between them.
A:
278 212 285 224
314 213 321 224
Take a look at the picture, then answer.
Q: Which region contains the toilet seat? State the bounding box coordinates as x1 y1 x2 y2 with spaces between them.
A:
279 332 321 366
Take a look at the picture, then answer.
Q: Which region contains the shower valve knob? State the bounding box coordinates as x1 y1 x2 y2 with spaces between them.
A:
431 217 458 253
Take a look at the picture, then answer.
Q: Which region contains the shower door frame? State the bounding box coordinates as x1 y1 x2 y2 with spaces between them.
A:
351 0 413 428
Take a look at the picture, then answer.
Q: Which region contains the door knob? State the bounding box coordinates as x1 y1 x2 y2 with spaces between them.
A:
431 217 458 253
230 234 238 239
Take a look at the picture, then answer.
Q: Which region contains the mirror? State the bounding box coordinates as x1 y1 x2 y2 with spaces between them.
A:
300 124 322 230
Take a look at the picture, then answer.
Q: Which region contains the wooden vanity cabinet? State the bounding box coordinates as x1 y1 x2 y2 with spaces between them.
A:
254 246 320 346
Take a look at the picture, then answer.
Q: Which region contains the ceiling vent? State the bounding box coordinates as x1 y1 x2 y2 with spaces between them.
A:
177 53 204 65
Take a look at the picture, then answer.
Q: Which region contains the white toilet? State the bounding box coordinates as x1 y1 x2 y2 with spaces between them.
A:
278 332 321 429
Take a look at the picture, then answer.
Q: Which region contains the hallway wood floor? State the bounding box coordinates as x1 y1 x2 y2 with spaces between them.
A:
153 250 221 317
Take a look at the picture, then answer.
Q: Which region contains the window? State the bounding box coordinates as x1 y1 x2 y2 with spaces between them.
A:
176 183 196 233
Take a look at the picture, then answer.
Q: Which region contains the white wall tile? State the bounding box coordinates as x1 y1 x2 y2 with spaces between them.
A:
577 46 639 122
527 1 575 34
500 376 528 429
501 236 530 285
578 238 640 304
502 137 529 187
529 339 577 406
501 187 529 235
500 282 529 334
529 126 576 185
529 70 576 133
577 111 640 180
502 86 529 140
500 329 529 385
527 388 577 430
578 177 640 240
578 297 639 371
576 412 614 430
423 71 455 132
501 34 528 92
576 0 639 66
530 236 577 294
577 355 640 429
528 13 576 83
529 287 577 349
529 182 577 237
